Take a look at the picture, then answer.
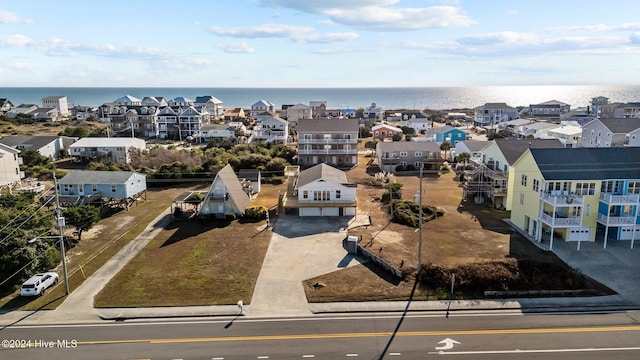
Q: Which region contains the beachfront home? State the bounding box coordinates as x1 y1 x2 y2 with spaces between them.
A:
579 118 640 148
376 141 443 174
528 100 571 119
402 112 431 133
510 147 640 249
31 107 59 122
474 103 518 128
42 96 70 117
195 96 224 119
296 118 359 168
600 102 640 119
197 124 236 143
114 95 142 106
197 164 251 219
433 125 467 145
286 103 311 124
251 115 289 144
141 96 168 107
69 137 145 164
589 96 609 117
362 103 384 121
280 164 357 217
224 108 246 121
250 100 276 118
0 143 23 193
463 138 563 210
169 97 194 107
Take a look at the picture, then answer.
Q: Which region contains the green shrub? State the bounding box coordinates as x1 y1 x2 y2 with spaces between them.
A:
245 206 268 219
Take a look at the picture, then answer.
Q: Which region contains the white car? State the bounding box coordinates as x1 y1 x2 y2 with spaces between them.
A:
20 272 59 296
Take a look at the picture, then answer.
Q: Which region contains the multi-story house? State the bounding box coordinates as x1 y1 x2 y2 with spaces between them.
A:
589 96 609 116
528 100 571 119
309 101 327 118
42 96 70 116
510 147 640 249
113 95 142 106
169 97 194 107
600 102 640 119
402 112 430 133
69 137 146 164
251 116 288 144
473 103 518 128
546 124 582 148
141 96 168 107
0 135 75 160
6 104 38 118
515 121 557 139
376 141 443 174
296 118 359 168
580 118 640 147
463 138 563 210
195 96 224 119
432 125 467 145
286 103 312 125
250 100 276 118
178 106 211 139
560 108 597 126
104 106 159 138
197 124 236 143
362 103 384 121
156 106 179 139
0 143 23 192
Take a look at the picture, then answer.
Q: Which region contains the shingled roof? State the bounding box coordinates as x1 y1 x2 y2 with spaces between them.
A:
494 138 563 165
530 147 640 180
296 163 349 188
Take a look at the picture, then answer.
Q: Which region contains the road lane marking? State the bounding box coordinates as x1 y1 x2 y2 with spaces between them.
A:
389 353 401 356
429 346 640 355
75 324 640 346
302 355 315 358
346 354 358 357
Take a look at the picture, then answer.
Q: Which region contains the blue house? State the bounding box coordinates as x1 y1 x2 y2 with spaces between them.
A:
433 125 467 145
57 170 147 209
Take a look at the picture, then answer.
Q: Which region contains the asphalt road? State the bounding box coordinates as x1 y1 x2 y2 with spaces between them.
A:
2 311 640 359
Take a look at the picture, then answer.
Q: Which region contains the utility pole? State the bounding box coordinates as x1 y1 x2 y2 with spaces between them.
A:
53 173 69 295
418 161 423 276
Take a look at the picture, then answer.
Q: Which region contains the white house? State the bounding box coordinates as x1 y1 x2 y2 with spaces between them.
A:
251 116 289 144
291 164 357 216
42 96 70 117
197 124 236 142
474 103 518 128
0 135 73 160
114 95 142 106
251 100 276 118
0 143 23 192
362 103 384 121
197 164 251 218
0 98 14 113
546 124 583 148
195 96 224 119
454 140 491 163
69 137 146 164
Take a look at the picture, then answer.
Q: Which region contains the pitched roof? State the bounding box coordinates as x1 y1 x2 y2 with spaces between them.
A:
494 138 563 165
195 95 222 104
297 118 359 132
58 170 144 184
459 140 490 152
215 164 251 211
372 124 403 132
0 135 60 149
297 163 349 188
114 95 141 103
475 103 515 110
598 118 640 133
530 147 640 180
70 137 146 148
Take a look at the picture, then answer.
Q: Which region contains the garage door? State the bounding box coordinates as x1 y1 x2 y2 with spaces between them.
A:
300 207 321 216
322 208 339 216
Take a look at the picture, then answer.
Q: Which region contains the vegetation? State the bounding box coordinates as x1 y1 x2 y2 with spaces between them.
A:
62 205 102 241
19 149 56 179
390 200 444 227
245 205 268 219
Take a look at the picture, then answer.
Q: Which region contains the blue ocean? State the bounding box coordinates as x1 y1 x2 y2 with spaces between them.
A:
1 85 639 110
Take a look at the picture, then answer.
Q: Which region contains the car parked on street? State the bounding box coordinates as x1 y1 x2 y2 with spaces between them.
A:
20 272 59 296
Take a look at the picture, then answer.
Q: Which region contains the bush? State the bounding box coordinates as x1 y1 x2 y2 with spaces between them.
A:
245 206 268 219
390 200 444 227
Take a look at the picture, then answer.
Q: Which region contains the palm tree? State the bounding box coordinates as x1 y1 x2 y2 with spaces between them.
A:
440 141 452 160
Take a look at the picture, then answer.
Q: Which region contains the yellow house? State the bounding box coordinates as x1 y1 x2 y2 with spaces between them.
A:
510 147 640 250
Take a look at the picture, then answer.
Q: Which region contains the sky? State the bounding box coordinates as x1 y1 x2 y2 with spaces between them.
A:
2 0 640 87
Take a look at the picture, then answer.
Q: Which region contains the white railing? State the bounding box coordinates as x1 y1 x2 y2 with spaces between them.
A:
597 213 636 225
298 149 358 155
540 212 582 226
298 138 357 144
599 193 640 204
540 191 583 205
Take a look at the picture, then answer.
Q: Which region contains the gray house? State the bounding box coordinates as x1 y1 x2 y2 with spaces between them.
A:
57 170 147 208
376 141 443 174
198 164 252 218
580 118 640 148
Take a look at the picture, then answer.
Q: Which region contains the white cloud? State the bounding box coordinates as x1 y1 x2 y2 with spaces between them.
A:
550 22 640 32
216 42 256 53
0 9 22 23
209 24 313 38
0 60 33 69
0 34 33 47
260 1 474 31
293 32 359 44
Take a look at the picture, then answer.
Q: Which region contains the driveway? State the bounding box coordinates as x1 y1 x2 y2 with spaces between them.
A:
247 216 367 317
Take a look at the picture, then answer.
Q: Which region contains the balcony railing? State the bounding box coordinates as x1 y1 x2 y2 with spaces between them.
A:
540 212 582 227
597 213 637 225
599 193 640 204
298 138 357 144
298 149 358 155
482 167 508 180
540 191 584 205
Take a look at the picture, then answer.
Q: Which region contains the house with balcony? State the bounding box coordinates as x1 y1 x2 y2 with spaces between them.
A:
296 118 359 168
473 103 518 128
69 137 145 164
402 112 431 133
286 103 311 125
510 147 640 250
104 105 160 138
453 140 490 164
251 115 288 144
362 103 384 121
280 164 357 216
0 143 23 193
527 100 571 119
600 102 640 119
197 123 236 143
376 141 443 174
195 96 224 119
177 106 211 139
0 135 75 160
42 96 70 117
463 138 563 210
197 164 252 219
250 100 276 118
579 118 640 148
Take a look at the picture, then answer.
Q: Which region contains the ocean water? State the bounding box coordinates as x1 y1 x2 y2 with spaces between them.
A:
1 85 639 110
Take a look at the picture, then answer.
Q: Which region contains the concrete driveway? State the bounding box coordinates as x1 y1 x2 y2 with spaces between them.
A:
247 215 366 317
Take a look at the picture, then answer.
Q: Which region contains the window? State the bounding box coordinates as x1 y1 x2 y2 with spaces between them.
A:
533 179 539 192
629 181 640 194
399 161 408 167
303 190 308 199
585 204 590 217
399 151 408 157
414 151 422 157
576 182 596 195
521 174 528 186
335 190 341 199
111 185 117 193
414 162 422 168
313 191 330 201
92 184 98 192
519 193 524 206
